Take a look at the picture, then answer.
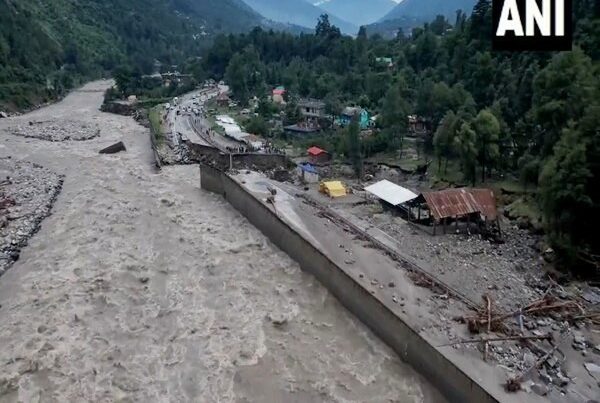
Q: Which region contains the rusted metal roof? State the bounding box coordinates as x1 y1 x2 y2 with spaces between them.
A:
468 188 498 220
420 188 497 221
307 146 327 156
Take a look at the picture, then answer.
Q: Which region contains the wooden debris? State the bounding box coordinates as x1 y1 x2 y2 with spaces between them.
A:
484 295 492 361
505 331 570 392
462 295 585 334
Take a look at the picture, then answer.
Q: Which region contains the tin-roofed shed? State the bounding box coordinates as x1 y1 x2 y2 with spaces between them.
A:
307 146 331 164
408 188 499 236
418 188 498 221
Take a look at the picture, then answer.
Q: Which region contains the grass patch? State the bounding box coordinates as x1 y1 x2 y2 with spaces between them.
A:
138 97 171 108
490 179 536 195
503 195 543 230
148 106 164 146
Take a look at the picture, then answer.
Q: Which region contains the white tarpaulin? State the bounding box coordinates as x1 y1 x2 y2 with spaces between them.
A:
216 115 246 140
365 180 418 206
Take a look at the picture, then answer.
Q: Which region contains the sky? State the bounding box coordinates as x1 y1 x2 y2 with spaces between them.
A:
315 0 402 4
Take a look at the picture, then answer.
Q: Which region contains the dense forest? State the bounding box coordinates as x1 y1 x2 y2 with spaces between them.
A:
198 0 599 274
0 0 281 111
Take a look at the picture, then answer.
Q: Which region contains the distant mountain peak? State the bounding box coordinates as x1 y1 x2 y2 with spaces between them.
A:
313 0 397 26
241 0 358 34
381 0 477 23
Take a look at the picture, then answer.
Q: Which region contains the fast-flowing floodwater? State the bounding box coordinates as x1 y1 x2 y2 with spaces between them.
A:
0 82 444 402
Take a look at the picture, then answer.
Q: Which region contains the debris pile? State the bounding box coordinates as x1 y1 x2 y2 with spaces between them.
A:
174 140 192 164
452 283 600 398
9 120 100 141
351 202 545 311
462 293 584 336
303 189 599 399
0 157 63 274
154 133 192 165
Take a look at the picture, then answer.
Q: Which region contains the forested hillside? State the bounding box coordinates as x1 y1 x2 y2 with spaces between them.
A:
0 0 270 111
201 1 600 273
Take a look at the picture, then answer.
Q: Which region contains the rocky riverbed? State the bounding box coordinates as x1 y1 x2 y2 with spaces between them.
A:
9 120 100 141
0 157 63 275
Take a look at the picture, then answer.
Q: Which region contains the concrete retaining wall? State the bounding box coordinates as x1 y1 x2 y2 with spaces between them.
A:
186 140 291 171
200 164 499 403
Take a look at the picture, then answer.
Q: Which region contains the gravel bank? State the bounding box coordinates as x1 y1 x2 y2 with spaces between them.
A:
9 120 100 142
0 157 63 275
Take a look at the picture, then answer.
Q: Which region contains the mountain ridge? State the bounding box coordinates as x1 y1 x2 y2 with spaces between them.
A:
381 0 478 22
241 0 358 34
0 0 298 110
315 0 397 27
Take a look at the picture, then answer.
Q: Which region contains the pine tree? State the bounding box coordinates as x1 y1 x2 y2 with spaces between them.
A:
434 111 457 174
347 118 362 179
472 109 500 182
455 122 478 186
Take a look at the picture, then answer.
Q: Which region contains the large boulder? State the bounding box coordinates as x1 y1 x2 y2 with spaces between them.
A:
99 141 127 154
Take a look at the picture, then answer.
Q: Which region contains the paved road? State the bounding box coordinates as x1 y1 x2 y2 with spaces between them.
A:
166 89 215 147
166 86 243 152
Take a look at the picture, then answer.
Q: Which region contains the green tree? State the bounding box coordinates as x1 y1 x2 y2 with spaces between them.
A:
540 127 592 268
257 97 275 118
454 122 478 185
357 26 368 40
244 116 269 136
224 46 265 105
347 118 363 179
532 49 595 157
324 93 342 128
433 111 457 174
472 109 500 182
540 104 599 272
284 99 301 125
315 14 341 39
380 84 409 156
113 66 141 96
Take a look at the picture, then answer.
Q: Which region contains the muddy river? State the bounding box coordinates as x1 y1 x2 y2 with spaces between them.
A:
0 82 444 402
